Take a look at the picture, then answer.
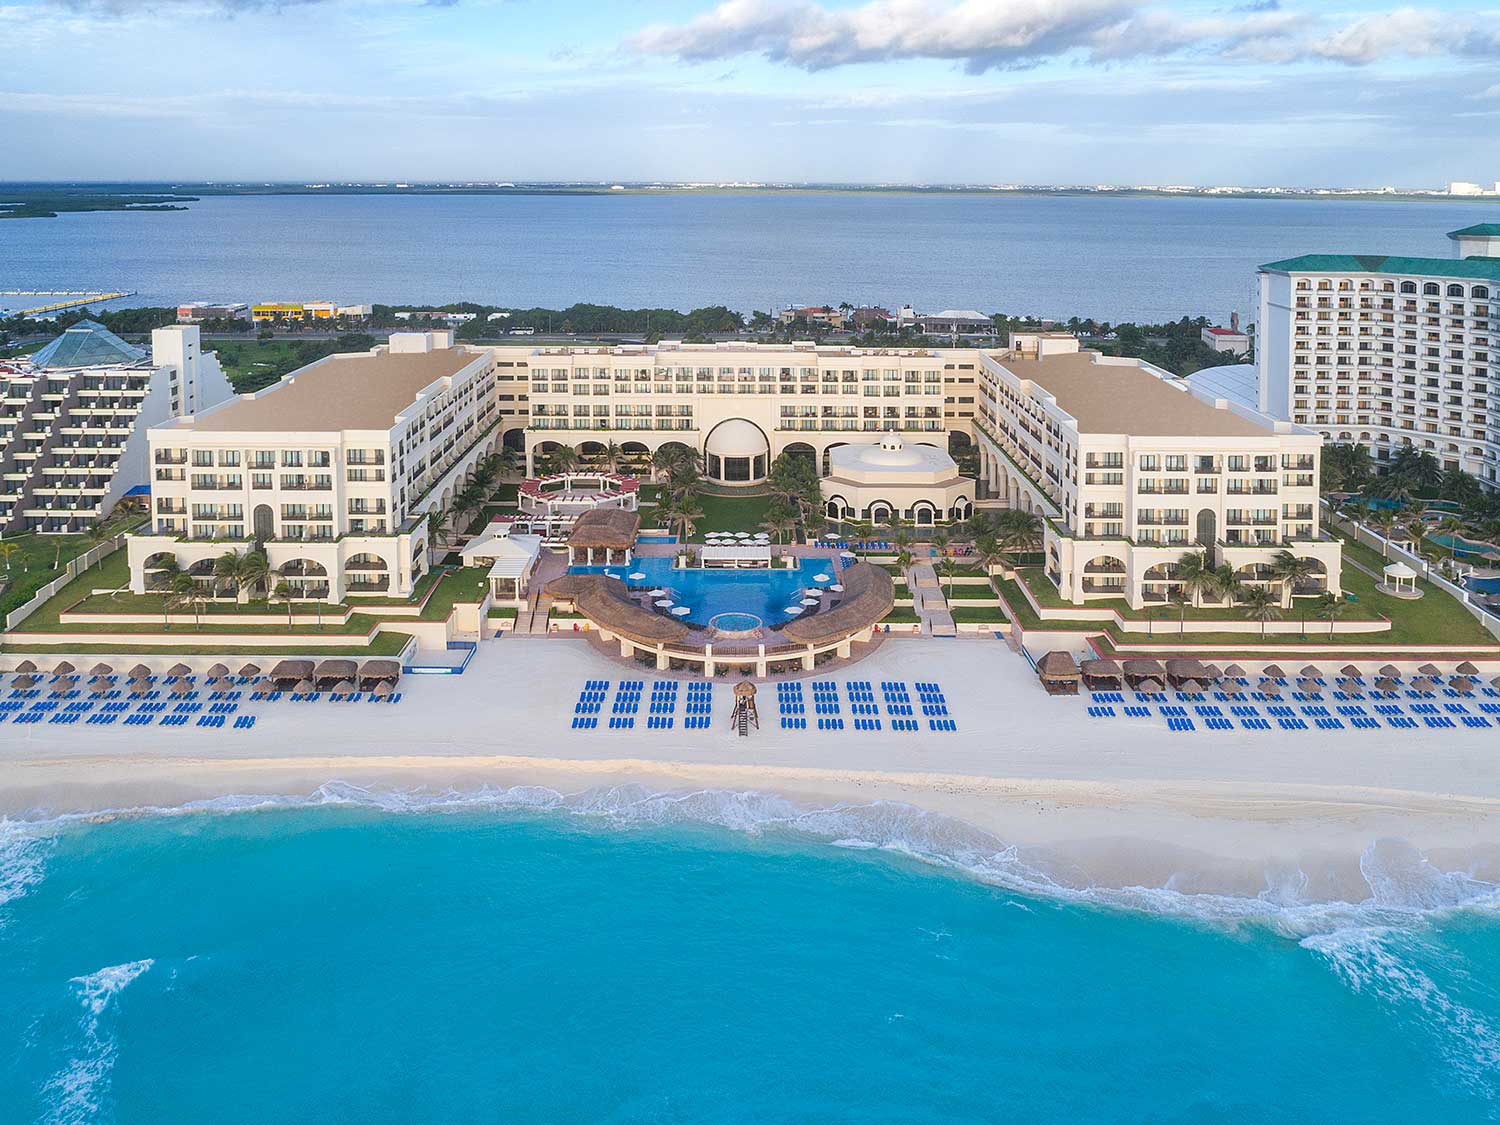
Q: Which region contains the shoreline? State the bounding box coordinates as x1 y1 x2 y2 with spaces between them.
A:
8 750 1500 907
4 638 1500 909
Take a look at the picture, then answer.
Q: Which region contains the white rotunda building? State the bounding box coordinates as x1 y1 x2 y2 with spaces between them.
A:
819 433 975 526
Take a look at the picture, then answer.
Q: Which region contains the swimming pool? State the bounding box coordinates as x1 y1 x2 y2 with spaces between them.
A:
637 535 678 545
1426 533 1499 558
1466 575 1500 594
568 555 826 627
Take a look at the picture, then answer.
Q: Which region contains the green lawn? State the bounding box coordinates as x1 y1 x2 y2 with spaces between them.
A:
948 606 1009 624
8 550 132 629
419 567 490 620
2 632 413 656
940 581 999 600
881 606 920 623
486 606 518 620
684 492 776 539
211 340 312 391
0 523 139 619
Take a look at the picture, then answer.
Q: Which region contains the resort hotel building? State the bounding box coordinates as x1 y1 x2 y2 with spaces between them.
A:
968 333 1342 610
125 331 502 602
120 326 1342 612
1257 223 1500 482
0 321 232 534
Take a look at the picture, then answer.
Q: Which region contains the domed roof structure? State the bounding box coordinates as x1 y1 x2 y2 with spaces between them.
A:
828 433 957 480
705 419 770 458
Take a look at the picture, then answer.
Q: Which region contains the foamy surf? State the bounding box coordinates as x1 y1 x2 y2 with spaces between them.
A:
41 958 154 1125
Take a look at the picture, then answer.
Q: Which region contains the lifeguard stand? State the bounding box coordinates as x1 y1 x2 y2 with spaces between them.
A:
730 681 759 737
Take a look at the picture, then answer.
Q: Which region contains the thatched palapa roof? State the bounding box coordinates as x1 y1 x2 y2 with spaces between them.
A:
1037 651 1081 680
361 660 402 684
545 573 692 646
315 659 357 682
566 508 641 550
782 563 894 646
270 659 315 681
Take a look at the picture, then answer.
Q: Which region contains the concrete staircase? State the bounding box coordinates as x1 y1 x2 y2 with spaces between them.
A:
517 594 554 635
911 563 957 637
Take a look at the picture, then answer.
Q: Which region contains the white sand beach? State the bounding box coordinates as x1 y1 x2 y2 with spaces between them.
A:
6 637 1500 900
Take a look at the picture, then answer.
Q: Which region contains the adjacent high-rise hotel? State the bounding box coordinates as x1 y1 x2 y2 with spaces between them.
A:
0 322 232 534
1257 223 1500 481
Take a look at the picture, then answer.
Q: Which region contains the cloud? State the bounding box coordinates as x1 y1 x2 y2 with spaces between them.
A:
627 0 1500 71
627 0 1137 73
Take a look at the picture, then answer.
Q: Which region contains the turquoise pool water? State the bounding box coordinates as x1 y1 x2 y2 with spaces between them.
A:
569 555 828 626
1427 534 1498 558
637 534 677 545
3 798 1498 1122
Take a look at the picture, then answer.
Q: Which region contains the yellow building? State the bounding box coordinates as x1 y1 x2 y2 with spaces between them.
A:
251 302 340 323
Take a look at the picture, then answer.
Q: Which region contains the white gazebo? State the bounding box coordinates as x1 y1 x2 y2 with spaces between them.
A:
460 525 544 605
1379 561 1423 599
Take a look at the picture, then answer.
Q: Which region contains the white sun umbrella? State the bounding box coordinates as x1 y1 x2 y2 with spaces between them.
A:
784 606 804 615
655 599 674 607
606 571 623 580
813 573 831 583
628 571 646 580
734 531 750 538
648 588 667 596
670 606 692 616
802 596 820 605
829 583 845 592
839 550 857 559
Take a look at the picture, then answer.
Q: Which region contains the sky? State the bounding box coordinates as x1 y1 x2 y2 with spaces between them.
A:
2 0 1498 187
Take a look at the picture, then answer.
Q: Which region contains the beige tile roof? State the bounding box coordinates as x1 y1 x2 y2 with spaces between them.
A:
1001 352 1270 438
188 348 481 432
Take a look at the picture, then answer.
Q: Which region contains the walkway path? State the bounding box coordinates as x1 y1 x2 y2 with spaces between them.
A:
911 563 957 637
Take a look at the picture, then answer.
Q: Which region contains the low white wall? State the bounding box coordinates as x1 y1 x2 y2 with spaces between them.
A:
4 536 126 631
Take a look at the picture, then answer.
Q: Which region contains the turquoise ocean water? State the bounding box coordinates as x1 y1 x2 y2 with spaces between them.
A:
3 786 1499 1123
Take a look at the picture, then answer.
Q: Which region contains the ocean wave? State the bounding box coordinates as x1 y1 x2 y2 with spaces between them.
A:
41 958 154 1125
8 781 1500 932
0 817 53 929
6 783 1500 1105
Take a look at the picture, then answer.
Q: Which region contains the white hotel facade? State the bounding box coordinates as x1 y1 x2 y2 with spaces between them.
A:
1257 223 1500 482
126 332 502 602
970 334 1341 609
127 331 1340 608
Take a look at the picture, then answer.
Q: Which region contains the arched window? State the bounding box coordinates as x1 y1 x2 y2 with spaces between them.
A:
1447 284 1464 298
1400 281 1417 294
1474 286 1489 299
1423 283 1440 296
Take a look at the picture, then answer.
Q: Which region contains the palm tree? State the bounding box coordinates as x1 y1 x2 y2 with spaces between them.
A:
238 549 271 601
167 573 199 630
1169 589 1191 636
1240 585 1281 639
273 578 295 628
148 554 181 593
426 508 451 563
1267 550 1319 608
213 551 244 601
1434 515 1467 558
1175 551 1218 608
972 533 1009 577
1368 508 1398 555
551 445 581 474
996 509 1043 558
759 508 796 544
1314 593 1346 639
661 496 704 542
601 441 624 473
0 541 16 577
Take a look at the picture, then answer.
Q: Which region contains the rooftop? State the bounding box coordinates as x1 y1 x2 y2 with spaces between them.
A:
30 321 146 369
828 434 959 478
1259 254 1500 280
182 347 482 432
1449 224 1500 239
999 351 1271 438
1183 363 1259 412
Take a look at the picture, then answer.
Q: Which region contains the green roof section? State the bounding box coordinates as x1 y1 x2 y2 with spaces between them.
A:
29 320 146 368
1449 224 1500 239
1258 254 1500 281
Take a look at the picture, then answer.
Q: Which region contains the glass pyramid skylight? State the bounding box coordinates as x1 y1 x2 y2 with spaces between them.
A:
30 321 146 368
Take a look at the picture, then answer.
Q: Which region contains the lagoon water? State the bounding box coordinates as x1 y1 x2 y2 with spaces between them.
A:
3 791 1499 1123
1 193 1494 322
